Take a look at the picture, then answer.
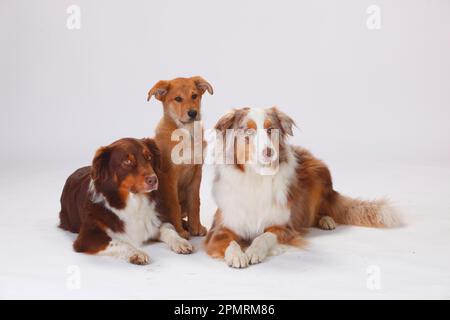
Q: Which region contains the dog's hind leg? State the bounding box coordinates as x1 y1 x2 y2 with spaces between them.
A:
73 224 150 265
317 216 336 230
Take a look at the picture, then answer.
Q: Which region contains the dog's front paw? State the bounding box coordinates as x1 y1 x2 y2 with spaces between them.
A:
245 245 269 265
170 238 193 254
129 251 150 265
224 241 249 268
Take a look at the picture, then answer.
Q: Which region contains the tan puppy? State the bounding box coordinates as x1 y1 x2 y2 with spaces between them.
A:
147 76 213 239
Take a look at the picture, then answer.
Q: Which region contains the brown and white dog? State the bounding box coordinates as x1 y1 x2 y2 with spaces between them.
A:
59 138 192 265
147 76 213 239
205 107 400 268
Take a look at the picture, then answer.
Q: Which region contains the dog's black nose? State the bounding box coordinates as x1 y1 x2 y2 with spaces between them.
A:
187 109 197 119
145 175 158 188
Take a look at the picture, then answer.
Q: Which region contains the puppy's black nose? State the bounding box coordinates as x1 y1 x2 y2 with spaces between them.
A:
187 109 197 119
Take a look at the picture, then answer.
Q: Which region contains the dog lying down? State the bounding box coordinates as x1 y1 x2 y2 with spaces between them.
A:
59 138 193 265
205 107 401 268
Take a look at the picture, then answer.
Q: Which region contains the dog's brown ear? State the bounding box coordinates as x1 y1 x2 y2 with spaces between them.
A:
191 76 214 95
147 80 170 101
269 106 296 136
214 109 236 132
142 138 161 170
91 146 111 183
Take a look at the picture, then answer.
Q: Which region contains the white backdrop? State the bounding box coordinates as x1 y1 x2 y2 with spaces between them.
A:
1 0 449 299
1 0 449 168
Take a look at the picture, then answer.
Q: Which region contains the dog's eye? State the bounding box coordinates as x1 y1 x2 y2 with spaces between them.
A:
191 94 198 100
123 159 133 166
144 154 151 161
174 96 183 102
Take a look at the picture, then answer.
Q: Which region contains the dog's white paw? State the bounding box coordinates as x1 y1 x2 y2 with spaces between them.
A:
318 216 336 230
225 241 249 269
170 238 193 254
245 244 269 265
129 251 150 265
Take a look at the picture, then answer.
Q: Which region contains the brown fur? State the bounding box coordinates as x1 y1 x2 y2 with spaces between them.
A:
59 138 161 254
289 146 397 229
264 225 306 247
204 210 242 258
147 76 213 239
205 107 399 259
204 215 306 259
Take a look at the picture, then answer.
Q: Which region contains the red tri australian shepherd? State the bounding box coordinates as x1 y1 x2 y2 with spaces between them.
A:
59 138 193 265
205 107 401 268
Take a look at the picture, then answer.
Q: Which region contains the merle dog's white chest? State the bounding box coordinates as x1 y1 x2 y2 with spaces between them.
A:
213 161 296 240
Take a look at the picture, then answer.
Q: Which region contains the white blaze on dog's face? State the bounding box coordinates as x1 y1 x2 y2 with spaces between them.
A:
239 108 280 173
215 107 294 175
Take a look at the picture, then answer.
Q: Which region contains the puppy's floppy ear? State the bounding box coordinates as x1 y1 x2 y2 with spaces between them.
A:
214 109 236 132
142 138 161 170
269 106 296 136
147 80 170 101
91 146 111 183
191 76 214 95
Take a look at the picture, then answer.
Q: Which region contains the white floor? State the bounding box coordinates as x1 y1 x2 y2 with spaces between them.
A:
1 162 449 299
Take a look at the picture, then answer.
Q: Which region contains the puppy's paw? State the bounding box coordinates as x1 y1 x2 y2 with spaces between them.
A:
198 225 208 237
129 251 150 265
224 241 249 269
245 245 269 265
170 238 193 254
318 216 336 230
188 224 208 237
178 229 191 240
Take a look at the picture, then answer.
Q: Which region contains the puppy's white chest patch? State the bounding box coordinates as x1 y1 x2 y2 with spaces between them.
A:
106 193 161 247
213 152 296 240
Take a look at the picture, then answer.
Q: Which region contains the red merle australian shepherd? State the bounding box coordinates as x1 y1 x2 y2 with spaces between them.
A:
205 107 401 268
59 138 192 265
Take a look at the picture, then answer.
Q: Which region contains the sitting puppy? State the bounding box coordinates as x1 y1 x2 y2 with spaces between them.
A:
205 107 400 268
59 138 192 265
147 76 213 239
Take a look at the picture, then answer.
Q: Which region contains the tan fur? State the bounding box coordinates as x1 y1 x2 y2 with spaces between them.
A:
317 216 336 230
148 76 213 239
